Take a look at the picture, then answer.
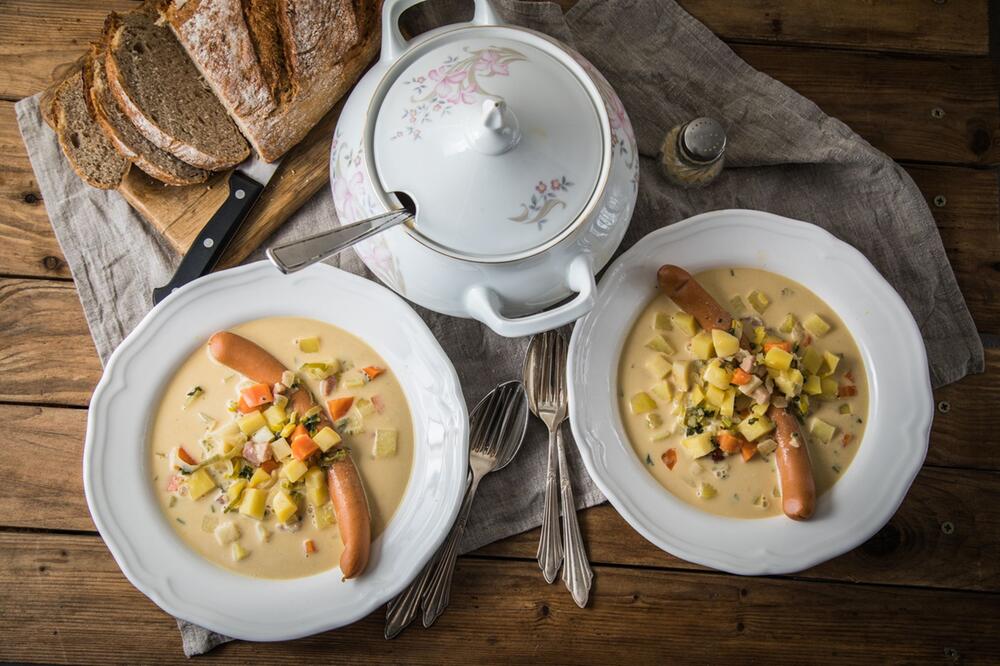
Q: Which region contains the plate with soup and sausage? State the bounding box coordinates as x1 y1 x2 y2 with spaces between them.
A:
568 210 933 575
84 262 468 641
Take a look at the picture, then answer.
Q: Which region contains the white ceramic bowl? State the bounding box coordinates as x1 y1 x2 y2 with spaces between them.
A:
568 210 933 575
83 262 468 640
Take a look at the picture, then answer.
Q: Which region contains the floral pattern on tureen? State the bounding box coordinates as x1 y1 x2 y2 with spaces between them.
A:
509 177 574 228
330 128 406 291
390 46 526 141
570 52 638 182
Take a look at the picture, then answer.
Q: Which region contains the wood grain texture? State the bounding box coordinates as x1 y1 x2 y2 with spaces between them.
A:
0 101 70 278
1 533 998 665
2 397 995 591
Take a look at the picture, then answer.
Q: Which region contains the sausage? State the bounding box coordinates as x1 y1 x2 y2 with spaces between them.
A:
769 406 817 521
327 451 371 579
208 331 328 427
657 265 734 332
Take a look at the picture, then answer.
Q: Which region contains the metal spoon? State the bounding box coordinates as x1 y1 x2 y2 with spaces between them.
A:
523 330 592 607
266 192 415 274
384 381 528 638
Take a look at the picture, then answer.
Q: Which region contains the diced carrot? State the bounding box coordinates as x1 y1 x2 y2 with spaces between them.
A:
292 424 309 441
731 368 753 385
842 433 854 448
237 396 256 414
763 341 792 353
717 431 745 454
661 448 677 470
362 366 385 381
177 447 196 465
259 459 280 474
740 440 757 462
304 539 317 555
239 383 273 411
327 396 354 420
291 434 319 461
838 385 858 398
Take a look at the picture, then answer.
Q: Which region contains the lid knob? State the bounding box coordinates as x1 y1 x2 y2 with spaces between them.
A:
466 99 521 155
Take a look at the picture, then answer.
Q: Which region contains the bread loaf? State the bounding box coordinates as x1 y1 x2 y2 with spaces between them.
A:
162 0 380 162
52 71 130 189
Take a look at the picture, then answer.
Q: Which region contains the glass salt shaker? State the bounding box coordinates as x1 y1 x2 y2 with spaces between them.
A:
658 117 726 188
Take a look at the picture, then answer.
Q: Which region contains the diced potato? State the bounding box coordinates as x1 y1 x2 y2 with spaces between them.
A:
186 469 216 500
214 521 240 546
251 425 273 444
711 329 740 359
803 313 831 337
653 312 672 330
752 326 767 346
750 402 769 418
705 384 726 409
645 353 673 379
373 429 399 458
720 388 736 419
304 466 325 488
650 380 672 402
681 432 715 458
270 437 292 461
645 412 663 430
307 479 329 508
671 311 698 336
273 393 289 410
729 296 746 314
810 417 837 444
343 373 366 389
748 290 770 313
282 458 309 483
297 336 320 353
687 384 706 407
231 543 249 562
238 411 267 436
820 351 841 376
703 361 732 390
263 404 287 431
271 490 298 523
315 503 336 529
645 334 675 355
756 438 778 457
313 426 342 452
800 346 823 375
300 361 340 379
671 361 691 391
774 369 804 398
255 523 272 543
248 467 272 489
629 392 657 415
690 331 715 360
764 347 794 371
226 479 247 507
239 488 266 520
779 314 796 334
821 377 839 399
697 481 718 499
839 403 853 415
737 416 775 442
803 374 822 396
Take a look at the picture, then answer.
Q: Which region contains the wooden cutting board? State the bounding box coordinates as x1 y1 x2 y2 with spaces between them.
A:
117 100 344 270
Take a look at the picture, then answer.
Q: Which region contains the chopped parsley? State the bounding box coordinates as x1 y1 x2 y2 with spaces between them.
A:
645 454 653 466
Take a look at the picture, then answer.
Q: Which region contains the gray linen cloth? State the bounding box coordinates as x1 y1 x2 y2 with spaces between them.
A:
17 0 983 656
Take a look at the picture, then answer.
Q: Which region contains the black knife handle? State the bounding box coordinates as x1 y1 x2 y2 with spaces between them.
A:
152 171 265 305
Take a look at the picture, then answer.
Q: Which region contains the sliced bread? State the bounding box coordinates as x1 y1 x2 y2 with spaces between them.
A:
85 36 209 186
163 0 379 162
104 9 249 170
52 71 130 190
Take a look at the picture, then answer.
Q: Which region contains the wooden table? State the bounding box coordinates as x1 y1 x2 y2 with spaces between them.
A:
2 1 999 663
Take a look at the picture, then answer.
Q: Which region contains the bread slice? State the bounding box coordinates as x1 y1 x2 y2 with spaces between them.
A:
163 0 379 162
85 36 209 186
52 70 130 189
104 8 249 170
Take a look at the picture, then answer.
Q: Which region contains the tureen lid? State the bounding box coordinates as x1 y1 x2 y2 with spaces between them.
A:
370 28 606 261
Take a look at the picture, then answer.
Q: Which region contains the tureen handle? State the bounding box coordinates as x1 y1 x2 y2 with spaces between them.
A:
463 254 596 337
381 0 501 62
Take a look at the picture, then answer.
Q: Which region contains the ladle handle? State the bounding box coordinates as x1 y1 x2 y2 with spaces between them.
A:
266 208 411 274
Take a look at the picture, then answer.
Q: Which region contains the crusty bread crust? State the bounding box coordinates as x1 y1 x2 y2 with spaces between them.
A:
163 0 380 162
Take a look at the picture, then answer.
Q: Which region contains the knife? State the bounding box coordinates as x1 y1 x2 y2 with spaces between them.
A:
151 152 280 305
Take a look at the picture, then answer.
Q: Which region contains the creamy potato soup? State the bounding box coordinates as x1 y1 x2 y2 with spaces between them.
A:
618 268 868 519
150 317 414 578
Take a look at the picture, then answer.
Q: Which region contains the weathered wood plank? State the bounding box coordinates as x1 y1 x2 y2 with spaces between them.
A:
678 0 990 55
0 280 100 405
1 533 998 665
0 101 70 278
2 395 997 590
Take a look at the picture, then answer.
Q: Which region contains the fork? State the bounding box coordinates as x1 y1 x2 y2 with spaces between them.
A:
524 331 593 607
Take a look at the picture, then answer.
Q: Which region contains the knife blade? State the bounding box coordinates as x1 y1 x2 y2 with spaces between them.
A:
151 152 280 305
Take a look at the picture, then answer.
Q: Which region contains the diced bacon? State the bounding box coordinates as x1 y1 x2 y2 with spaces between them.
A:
772 395 788 409
371 394 385 414
166 475 183 492
752 386 771 405
740 354 754 372
242 440 273 466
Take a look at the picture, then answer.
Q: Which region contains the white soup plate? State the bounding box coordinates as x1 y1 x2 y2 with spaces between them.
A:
567 209 933 575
